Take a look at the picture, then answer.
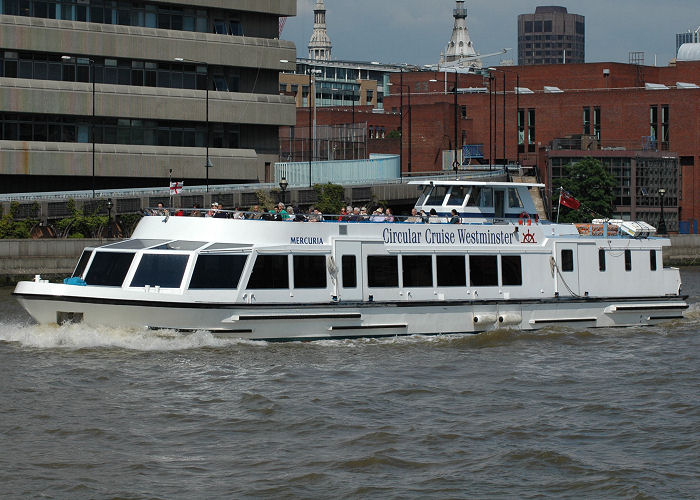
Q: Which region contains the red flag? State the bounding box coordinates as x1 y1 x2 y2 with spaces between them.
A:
560 190 580 210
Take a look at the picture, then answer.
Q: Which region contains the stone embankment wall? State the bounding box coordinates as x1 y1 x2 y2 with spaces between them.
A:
1 236 699 285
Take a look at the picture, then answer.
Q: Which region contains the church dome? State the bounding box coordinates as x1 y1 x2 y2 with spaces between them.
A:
677 43 700 61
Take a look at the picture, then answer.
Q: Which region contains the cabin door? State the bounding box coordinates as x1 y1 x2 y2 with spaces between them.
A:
554 243 580 297
494 189 505 219
334 240 363 302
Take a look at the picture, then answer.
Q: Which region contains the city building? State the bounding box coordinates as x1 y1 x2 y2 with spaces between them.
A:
308 0 332 61
439 0 482 69
676 26 700 57
0 0 297 194
518 6 585 66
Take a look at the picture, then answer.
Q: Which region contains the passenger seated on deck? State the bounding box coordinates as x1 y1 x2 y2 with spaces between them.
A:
385 208 395 222
190 203 203 217
152 202 168 216
420 210 428 223
406 208 421 223
348 207 361 221
428 208 442 223
370 207 386 222
449 209 461 224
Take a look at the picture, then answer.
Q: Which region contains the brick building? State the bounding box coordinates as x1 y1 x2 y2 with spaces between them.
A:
285 61 700 228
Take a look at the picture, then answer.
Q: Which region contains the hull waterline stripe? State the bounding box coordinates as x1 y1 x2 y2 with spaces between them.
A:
238 313 362 321
12 292 689 310
611 304 689 312
330 324 407 331
530 317 598 324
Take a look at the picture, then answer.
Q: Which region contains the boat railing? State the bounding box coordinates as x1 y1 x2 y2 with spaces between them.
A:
143 207 548 225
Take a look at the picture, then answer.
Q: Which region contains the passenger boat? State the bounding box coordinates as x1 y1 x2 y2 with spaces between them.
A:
13 180 687 341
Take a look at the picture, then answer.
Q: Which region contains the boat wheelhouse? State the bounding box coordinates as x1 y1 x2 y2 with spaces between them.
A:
13 181 687 340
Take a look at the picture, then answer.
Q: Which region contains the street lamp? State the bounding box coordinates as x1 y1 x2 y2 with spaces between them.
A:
279 176 288 204
106 197 113 238
307 68 322 187
63 55 95 197
658 188 667 234
175 57 211 192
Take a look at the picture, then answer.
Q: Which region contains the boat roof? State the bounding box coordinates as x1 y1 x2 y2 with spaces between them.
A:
408 180 545 188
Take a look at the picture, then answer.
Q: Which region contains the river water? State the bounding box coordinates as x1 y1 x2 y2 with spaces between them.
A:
1 270 699 499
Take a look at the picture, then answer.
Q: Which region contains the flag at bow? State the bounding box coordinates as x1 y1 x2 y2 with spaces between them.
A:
559 188 580 210
169 181 184 195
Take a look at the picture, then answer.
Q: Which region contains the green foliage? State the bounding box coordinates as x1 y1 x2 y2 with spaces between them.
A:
117 213 143 237
0 202 36 239
313 183 345 214
56 199 108 238
256 190 275 212
386 130 401 139
558 157 616 223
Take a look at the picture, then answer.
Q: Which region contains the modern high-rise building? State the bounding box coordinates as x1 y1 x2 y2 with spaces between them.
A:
676 26 700 57
0 0 297 193
518 6 584 66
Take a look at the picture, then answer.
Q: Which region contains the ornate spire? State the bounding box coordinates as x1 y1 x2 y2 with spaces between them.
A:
308 0 332 61
442 1 481 69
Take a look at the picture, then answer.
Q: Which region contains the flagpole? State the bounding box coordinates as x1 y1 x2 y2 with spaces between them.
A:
556 186 562 223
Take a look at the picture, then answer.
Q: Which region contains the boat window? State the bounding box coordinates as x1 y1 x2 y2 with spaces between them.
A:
650 250 657 271
402 255 433 287
84 252 135 286
293 255 327 289
189 255 247 289
479 188 493 208
508 189 523 208
247 255 289 289
151 241 207 251
425 186 449 205
72 250 93 278
101 239 168 250
131 254 189 288
469 255 498 286
367 256 398 287
446 186 468 206
437 255 466 286
466 186 479 206
598 249 606 271
561 249 574 272
501 255 522 286
342 255 357 288
625 250 632 271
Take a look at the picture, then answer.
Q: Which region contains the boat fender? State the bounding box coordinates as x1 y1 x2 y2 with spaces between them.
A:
473 313 497 325
498 313 522 325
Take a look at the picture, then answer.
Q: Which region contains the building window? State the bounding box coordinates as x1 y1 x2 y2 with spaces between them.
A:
661 105 669 150
593 107 601 140
583 107 591 135
527 109 536 152
650 105 658 146
517 109 525 153
460 105 467 119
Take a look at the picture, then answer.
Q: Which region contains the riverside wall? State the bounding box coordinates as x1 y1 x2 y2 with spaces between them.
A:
1 235 699 285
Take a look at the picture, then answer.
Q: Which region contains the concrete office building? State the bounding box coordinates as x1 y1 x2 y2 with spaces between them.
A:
0 0 297 193
518 6 584 66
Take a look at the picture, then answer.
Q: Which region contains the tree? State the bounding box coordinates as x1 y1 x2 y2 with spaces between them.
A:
557 157 616 223
313 183 345 214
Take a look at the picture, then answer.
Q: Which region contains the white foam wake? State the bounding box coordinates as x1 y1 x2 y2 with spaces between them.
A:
0 322 265 351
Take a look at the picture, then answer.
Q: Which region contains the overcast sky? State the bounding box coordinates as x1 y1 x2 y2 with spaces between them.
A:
283 0 699 67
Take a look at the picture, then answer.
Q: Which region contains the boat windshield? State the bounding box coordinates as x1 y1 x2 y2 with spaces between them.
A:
101 239 169 250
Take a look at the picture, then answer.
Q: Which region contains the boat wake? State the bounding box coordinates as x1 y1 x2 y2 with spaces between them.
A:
0 321 265 351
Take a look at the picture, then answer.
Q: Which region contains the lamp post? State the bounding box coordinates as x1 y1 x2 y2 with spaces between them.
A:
307 68 322 187
175 58 211 191
63 56 95 197
106 198 113 238
390 81 412 176
658 188 667 234
488 67 507 167
279 176 288 204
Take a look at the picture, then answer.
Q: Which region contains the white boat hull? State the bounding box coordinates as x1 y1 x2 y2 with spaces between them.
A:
14 282 687 341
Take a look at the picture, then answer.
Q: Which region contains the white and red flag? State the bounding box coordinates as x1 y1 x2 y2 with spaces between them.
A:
169 181 184 195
